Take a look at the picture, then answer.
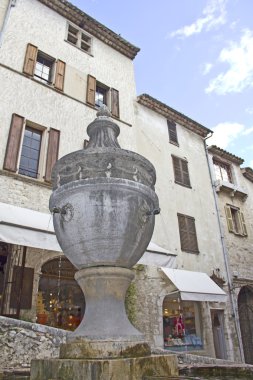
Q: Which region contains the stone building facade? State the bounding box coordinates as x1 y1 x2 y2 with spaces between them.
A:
0 0 249 366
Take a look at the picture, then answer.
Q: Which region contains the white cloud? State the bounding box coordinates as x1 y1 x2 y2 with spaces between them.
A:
202 63 213 75
206 29 253 94
208 122 245 148
169 0 227 38
246 107 253 114
242 126 253 136
249 160 253 169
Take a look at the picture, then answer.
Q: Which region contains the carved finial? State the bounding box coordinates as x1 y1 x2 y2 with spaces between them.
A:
96 105 111 118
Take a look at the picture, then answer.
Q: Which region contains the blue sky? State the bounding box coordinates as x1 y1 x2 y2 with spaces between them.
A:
72 0 253 168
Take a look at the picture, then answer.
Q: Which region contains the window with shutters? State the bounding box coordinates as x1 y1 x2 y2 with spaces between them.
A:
167 120 179 146
172 156 191 188
86 75 120 118
23 44 65 91
3 114 60 182
224 205 247 236
177 214 199 253
66 22 92 54
213 158 233 183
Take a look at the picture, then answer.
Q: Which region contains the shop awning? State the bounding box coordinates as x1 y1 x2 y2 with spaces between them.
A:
0 203 173 260
161 267 227 302
139 242 177 268
0 202 61 252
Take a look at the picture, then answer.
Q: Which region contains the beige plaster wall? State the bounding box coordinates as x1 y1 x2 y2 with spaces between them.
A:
0 0 9 31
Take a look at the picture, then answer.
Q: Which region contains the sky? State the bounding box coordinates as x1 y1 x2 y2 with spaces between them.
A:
71 0 253 168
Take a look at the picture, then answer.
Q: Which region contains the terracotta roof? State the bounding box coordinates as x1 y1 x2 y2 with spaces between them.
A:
38 0 140 59
208 145 244 165
241 167 253 183
137 94 212 138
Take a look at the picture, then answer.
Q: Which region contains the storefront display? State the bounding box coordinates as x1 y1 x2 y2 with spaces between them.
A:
163 296 203 351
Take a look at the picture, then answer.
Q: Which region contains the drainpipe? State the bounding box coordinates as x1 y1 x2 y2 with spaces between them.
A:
0 0 16 48
204 134 245 362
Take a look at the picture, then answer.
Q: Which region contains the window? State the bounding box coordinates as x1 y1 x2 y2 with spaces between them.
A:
3 114 60 182
19 127 42 178
177 213 199 253
66 23 92 54
213 158 232 183
34 52 55 84
23 43 65 91
167 120 178 145
172 156 191 188
86 75 120 118
224 205 247 236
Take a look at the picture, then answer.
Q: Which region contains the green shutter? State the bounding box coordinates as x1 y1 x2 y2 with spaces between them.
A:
224 206 234 232
239 211 247 236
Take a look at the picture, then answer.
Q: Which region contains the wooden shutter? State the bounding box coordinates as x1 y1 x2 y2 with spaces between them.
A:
178 214 199 253
167 120 178 144
224 206 234 232
23 43 38 76
239 211 247 236
44 128 60 182
172 156 190 187
3 114 24 172
111 88 119 118
10 266 34 309
86 74 96 105
54 60 66 91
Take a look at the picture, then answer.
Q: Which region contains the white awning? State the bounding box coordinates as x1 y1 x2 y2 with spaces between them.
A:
138 242 177 268
0 202 61 252
0 203 173 261
161 267 227 302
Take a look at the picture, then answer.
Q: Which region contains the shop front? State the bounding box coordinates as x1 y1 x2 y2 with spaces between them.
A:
161 268 227 352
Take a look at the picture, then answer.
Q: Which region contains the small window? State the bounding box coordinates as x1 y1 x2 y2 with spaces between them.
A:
95 84 108 107
213 158 232 183
34 52 55 84
19 127 42 178
177 213 199 253
172 156 191 188
67 23 92 54
224 205 247 236
167 120 178 145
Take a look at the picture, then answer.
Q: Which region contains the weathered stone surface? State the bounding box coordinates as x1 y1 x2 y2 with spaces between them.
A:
30 355 178 380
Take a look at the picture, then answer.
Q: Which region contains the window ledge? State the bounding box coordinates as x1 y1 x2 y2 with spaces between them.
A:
175 181 192 189
214 179 248 200
169 141 179 147
0 170 52 189
64 39 94 57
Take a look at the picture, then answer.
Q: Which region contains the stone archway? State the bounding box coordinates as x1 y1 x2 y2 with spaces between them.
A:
238 286 253 364
37 256 85 330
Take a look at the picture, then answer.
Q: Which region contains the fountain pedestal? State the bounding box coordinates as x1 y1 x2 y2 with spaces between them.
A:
30 107 178 379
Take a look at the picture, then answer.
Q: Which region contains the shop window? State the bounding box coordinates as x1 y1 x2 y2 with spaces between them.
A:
213 158 233 183
224 205 247 236
163 296 203 351
172 156 191 188
37 257 85 331
23 43 65 91
3 113 60 182
66 23 92 54
167 120 178 146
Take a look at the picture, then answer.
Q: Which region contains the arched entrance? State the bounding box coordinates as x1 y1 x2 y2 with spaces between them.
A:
37 256 85 330
238 286 253 364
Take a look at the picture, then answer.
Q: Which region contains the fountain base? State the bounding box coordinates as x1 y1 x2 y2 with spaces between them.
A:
30 354 178 380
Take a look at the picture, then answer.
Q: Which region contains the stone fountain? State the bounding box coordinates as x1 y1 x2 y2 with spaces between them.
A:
30 107 178 379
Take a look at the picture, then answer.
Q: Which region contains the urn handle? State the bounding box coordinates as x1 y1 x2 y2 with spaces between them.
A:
52 203 74 222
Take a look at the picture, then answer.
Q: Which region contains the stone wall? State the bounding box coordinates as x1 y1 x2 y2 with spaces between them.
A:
0 316 68 370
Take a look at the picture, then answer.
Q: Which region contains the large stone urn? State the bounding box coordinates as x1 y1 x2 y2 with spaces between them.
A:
49 107 159 358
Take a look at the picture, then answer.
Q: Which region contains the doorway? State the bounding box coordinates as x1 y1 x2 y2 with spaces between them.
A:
211 309 227 359
238 286 253 364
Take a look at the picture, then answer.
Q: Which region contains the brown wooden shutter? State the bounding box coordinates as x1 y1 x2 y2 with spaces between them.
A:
239 211 247 236
111 88 119 118
86 75 96 105
172 156 182 183
167 120 178 144
178 214 199 253
54 60 66 91
181 160 191 187
224 206 234 232
44 128 60 182
3 114 24 172
172 156 191 187
10 266 34 309
23 43 38 76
